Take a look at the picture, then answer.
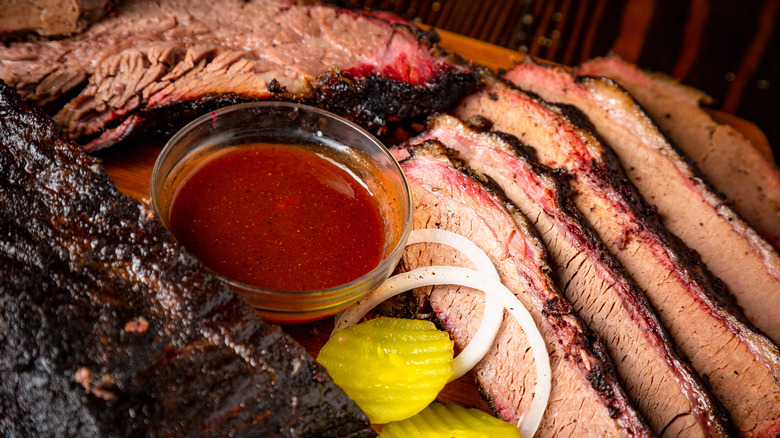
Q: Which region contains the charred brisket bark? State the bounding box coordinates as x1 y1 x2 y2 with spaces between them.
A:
397 142 651 437
0 81 375 437
506 58 780 347
0 0 479 151
412 114 732 437
453 75 780 438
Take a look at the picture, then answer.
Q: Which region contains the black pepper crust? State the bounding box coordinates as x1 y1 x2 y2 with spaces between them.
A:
0 80 375 438
121 68 482 149
313 69 482 129
552 100 745 322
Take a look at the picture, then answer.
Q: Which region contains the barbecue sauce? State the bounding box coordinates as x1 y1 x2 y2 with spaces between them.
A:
168 144 385 292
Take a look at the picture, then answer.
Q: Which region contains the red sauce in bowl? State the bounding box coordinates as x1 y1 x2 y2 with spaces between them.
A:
168 143 386 292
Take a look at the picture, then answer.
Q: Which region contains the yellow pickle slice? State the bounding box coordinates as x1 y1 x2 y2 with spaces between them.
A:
317 317 454 424
379 402 522 437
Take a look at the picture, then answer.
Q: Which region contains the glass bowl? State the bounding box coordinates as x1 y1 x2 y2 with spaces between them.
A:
150 102 412 323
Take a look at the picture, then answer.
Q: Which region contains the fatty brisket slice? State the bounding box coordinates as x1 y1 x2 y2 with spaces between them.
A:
453 76 780 438
412 114 731 437
578 55 780 251
0 0 479 151
396 142 651 437
506 58 780 347
0 81 374 437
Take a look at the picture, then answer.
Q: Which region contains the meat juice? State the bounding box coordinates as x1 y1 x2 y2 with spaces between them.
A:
168 143 385 291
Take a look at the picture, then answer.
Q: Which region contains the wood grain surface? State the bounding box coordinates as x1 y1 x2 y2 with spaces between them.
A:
98 29 768 416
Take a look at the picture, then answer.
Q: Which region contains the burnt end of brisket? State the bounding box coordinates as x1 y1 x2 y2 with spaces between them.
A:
314 70 482 129
0 80 375 438
129 93 263 146
127 70 481 149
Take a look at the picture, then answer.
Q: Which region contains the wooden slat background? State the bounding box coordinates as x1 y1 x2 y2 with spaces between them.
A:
348 0 780 160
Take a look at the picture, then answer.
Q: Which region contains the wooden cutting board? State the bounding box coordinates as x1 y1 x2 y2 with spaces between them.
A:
97 28 769 414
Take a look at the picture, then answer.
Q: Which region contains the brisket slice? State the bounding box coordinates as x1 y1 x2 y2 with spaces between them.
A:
453 77 780 438
578 55 780 251
0 81 374 437
505 59 780 346
0 0 111 37
0 0 479 151
411 114 731 437
397 142 651 437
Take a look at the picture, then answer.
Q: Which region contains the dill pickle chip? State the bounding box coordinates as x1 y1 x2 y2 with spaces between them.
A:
379 402 522 438
317 317 454 424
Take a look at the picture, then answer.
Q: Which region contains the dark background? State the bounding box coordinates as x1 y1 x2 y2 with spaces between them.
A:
349 0 780 161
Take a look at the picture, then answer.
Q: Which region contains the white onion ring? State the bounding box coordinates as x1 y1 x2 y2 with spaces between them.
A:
402 228 504 380
335 229 503 379
336 246 551 437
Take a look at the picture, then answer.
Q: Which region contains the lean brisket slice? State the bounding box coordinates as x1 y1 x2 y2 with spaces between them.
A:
411 114 731 437
396 142 651 437
453 77 780 437
0 0 479 150
578 56 780 251
0 81 374 438
505 59 780 346
0 0 111 37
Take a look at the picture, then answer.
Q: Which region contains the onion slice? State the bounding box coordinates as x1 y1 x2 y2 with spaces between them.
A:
336 264 551 438
336 229 502 379
402 228 504 380
404 228 501 279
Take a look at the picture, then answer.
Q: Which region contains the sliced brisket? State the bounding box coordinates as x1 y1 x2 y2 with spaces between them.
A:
0 0 111 37
453 77 780 437
411 114 731 437
397 142 651 437
0 0 479 150
505 59 780 346
0 80 374 437
578 56 780 251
